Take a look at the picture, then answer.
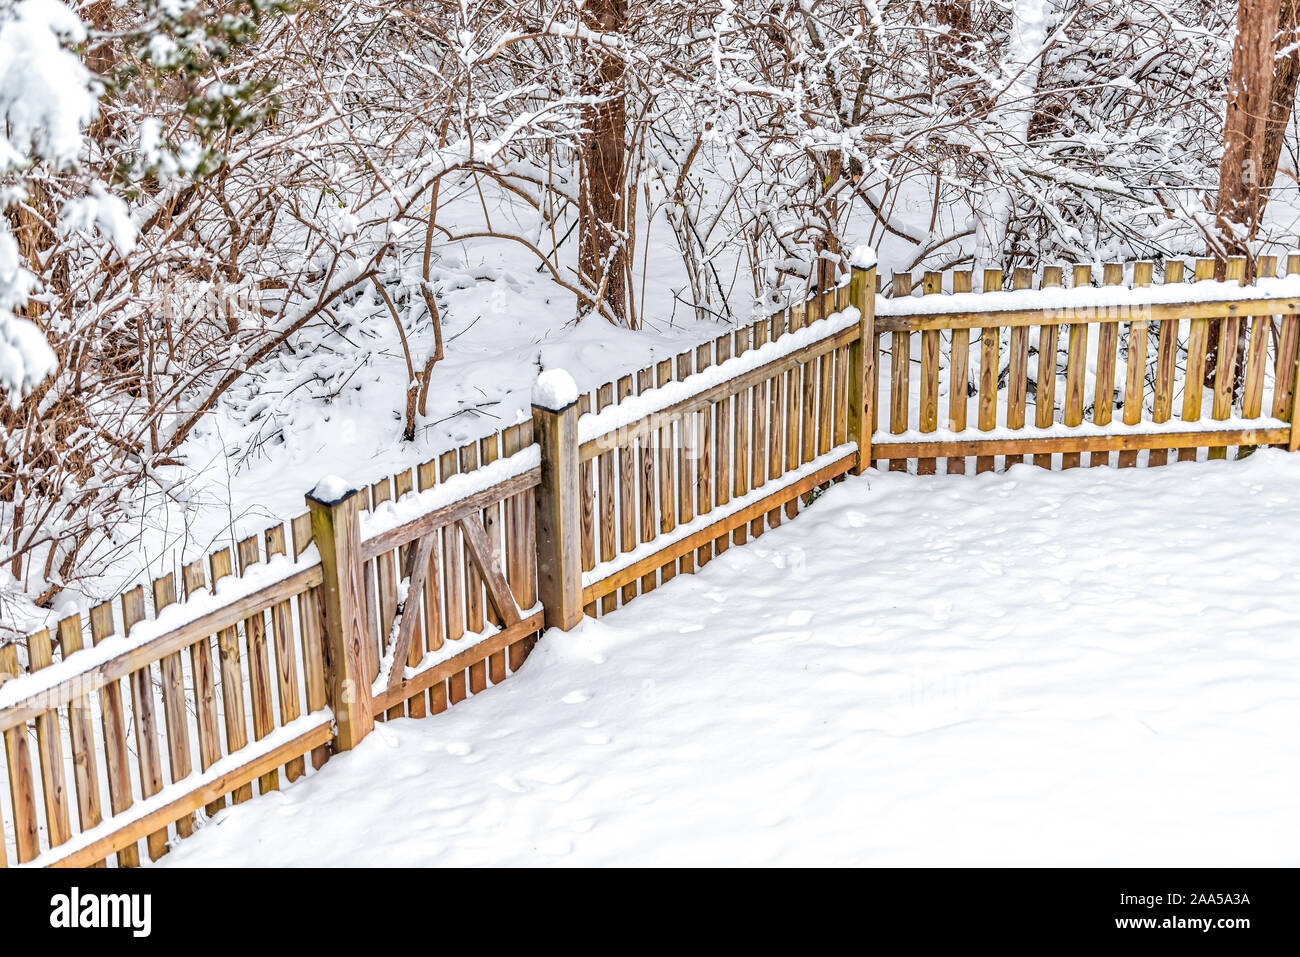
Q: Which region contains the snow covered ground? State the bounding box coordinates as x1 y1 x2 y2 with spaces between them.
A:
160 451 1300 867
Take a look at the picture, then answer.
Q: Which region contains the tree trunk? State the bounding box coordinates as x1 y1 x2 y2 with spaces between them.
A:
1216 0 1283 261
1261 0 1300 198
1211 0 1288 388
578 0 628 324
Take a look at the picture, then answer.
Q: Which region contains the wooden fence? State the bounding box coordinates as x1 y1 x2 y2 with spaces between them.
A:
3 249 1299 867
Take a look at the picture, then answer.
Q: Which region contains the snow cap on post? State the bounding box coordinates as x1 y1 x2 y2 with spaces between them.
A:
309 474 355 506
532 368 579 411
849 244 878 271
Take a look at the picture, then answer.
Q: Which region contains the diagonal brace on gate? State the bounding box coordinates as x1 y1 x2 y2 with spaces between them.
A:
382 516 522 692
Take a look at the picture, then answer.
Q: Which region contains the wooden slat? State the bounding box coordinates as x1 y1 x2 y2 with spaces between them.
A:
1118 262 1153 467
88 603 138 867
474 441 499 634
890 272 912 473
1149 261 1185 467
181 560 226 811
55 615 103 853
637 365 659 591
0 643 40 863
263 527 306 780
575 397 597 614
1240 256 1274 425
149 576 196 835
291 514 331 770
1062 265 1093 468
801 307 818 473
615 376 638 601
393 468 428 716
657 358 679 571
455 444 481 702
948 270 972 474
748 323 768 539
597 382 619 604
712 339 732 555
1179 259 1216 462
785 305 804 514
1274 254 1300 449
831 289 849 455
479 441 508 688
694 344 716 562
767 311 787 527
120 588 168 860
1208 257 1245 460
1005 268 1031 467
25 629 71 851
439 450 466 656
236 537 280 786
1033 266 1063 469
500 425 534 673
209 548 253 804
677 351 698 568
816 312 834 459
1089 263 1122 466
730 334 750 543
369 478 397 712
918 271 941 474
976 268 1002 473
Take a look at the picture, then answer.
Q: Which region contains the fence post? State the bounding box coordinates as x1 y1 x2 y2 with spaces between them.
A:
305 483 374 750
532 371 584 631
848 247 878 474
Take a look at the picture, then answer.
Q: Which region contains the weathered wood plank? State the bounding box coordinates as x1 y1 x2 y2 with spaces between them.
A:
947 270 972 473
55 615 103 851
25 629 71 851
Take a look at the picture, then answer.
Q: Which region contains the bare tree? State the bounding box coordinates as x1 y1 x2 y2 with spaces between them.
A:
578 0 629 323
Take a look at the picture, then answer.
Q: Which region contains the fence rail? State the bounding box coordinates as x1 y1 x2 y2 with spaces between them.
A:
3 247 1299 867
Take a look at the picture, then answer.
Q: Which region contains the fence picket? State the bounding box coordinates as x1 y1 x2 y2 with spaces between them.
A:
55 614 104 854
891 272 913 472
1004 268 1032 467
290 514 331 767
89 602 140 866
26 629 71 852
977 269 1002 473
918 271 941 474
0 643 38 863
181 560 226 809
1034 266 1063 469
948 270 972 474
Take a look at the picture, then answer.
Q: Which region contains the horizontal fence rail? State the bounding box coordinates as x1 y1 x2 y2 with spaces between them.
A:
4 247 1299 866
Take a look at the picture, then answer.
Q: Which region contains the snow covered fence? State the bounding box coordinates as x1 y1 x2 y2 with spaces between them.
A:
4 247 1300 868
0 514 334 868
869 255 1300 472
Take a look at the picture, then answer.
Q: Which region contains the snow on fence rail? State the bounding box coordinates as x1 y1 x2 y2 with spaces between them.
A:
3 248 1299 866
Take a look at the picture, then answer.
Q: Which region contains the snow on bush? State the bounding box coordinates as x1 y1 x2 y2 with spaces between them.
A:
0 0 120 400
